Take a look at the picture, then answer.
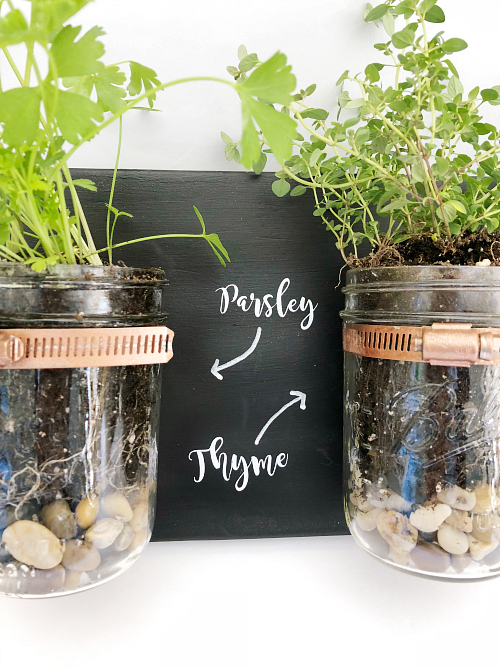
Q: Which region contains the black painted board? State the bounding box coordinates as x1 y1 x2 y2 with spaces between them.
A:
72 169 348 540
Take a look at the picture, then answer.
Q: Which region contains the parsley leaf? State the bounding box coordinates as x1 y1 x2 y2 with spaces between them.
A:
127 62 161 108
51 25 105 77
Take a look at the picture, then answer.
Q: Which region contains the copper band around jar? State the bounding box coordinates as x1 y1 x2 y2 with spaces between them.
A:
0 326 174 369
343 323 500 367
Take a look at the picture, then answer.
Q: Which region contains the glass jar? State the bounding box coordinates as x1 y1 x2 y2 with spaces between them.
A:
0 264 167 597
343 266 500 579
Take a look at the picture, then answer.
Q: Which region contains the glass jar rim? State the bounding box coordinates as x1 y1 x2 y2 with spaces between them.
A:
0 263 168 287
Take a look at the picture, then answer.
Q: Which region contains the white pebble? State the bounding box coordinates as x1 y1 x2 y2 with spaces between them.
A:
114 523 134 551
85 518 123 550
376 510 417 553
437 523 469 555
366 486 390 509
129 502 148 532
410 503 451 533
100 493 133 522
3 520 63 569
128 529 148 554
444 509 472 533
384 492 412 513
349 492 375 513
468 533 499 561
437 485 476 511
356 508 382 532
62 539 101 571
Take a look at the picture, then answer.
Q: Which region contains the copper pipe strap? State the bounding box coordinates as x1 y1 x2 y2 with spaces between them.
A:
0 326 174 369
343 323 500 367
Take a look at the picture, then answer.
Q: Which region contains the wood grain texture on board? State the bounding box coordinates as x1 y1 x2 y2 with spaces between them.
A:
72 170 348 540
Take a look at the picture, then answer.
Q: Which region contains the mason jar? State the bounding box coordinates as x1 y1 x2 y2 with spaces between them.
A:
343 266 500 579
0 264 169 597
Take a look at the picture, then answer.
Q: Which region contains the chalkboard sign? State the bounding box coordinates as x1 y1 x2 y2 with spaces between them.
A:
73 170 348 540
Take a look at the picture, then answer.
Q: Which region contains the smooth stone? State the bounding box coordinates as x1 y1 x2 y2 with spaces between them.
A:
376 510 418 553
41 500 77 540
451 553 472 574
365 486 390 509
467 533 499 561
100 493 133 522
472 485 500 513
114 523 134 551
437 524 469 555
62 539 101 571
129 502 148 532
75 495 99 529
411 542 451 573
410 503 451 533
3 520 63 569
389 547 410 566
444 509 472 533
471 513 500 543
349 492 375 513
384 492 412 513
128 529 148 554
437 485 476 512
85 518 123 550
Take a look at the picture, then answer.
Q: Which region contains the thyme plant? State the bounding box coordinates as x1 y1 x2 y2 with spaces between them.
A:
0 0 297 269
226 0 500 264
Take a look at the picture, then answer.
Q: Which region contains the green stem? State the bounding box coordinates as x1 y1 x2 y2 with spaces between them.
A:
106 115 123 264
82 233 215 260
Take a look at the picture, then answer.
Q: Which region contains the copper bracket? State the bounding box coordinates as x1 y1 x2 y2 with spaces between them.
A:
0 326 174 370
343 323 500 367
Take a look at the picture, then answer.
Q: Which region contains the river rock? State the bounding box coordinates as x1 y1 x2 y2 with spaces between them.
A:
100 492 133 522
471 513 500 543
128 529 147 554
114 523 134 551
444 509 472 533
366 486 390 508
62 539 101 571
437 485 476 511
451 553 472 574
472 485 500 513
437 523 469 555
129 502 148 532
3 520 63 569
410 503 451 533
75 495 99 529
41 500 77 540
376 510 417 553
349 492 375 513
384 492 412 513
467 533 499 561
411 542 451 573
85 518 123 549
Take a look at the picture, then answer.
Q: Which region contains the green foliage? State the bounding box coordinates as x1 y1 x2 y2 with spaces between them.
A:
224 2 500 262
0 0 297 267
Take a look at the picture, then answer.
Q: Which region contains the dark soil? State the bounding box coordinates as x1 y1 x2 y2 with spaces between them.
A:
349 230 500 268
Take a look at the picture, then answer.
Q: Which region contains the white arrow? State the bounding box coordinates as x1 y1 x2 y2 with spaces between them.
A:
254 391 307 445
211 327 262 380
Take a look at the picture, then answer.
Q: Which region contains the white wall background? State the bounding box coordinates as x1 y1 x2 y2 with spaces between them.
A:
2 2 500 666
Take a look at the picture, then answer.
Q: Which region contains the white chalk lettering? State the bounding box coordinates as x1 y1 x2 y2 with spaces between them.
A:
188 438 289 492
216 278 317 330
